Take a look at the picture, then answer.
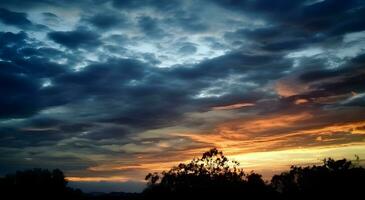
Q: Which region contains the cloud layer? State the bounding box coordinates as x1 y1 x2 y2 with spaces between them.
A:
1 0 365 192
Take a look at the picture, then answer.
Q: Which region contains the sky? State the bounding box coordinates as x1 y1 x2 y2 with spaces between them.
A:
1 0 365 193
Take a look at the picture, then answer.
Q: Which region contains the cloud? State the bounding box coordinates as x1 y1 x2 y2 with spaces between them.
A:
0 31 27 51
165 10 209 33
0 8 47 30
178 44 197 55
214 0 363 36
83 12 129 29
212 103 255 110
0 8 32 28
111 0 181 11
1 0 365 192
178 109 365 154
137 16 168 39
275 54 365 106
48 28 101 49
0 65 41 118
276 76 310 97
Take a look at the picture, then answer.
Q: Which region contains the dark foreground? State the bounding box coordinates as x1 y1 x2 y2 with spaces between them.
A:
1 149 364 200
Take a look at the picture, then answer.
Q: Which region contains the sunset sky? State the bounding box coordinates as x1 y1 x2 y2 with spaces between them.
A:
1 0 365 193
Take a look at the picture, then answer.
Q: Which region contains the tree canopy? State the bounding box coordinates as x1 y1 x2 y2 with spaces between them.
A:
271 157 365 199
144 148 275 199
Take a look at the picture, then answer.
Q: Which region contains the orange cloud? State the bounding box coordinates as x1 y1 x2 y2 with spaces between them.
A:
217 112 313 136
212 103 255 110
66 109 365 183
175 111 365 155
275 78 309 97
294 98 308 105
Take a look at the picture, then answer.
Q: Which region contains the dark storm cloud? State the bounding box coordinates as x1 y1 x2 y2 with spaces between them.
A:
141 53 161 65
0 64 40 118
214 0 363 34
111 0 180 11
0 1 362 134
0 8 32 28
0 31 68 77
50 59 193 129
0 31 27 48
138 16 168 39
0 0 75 8
83 12 129 29
0 151 95 175
79 125 130 140
164 10 209 33
0 44 288 141
0 31 71 118
55 58 148 92
277 52 365 109
169 52 291 82
0 58 67 118
220 0 365 53
0 8 47 30
0 31 63 60
48 29 101 49
224 25 321 53
299 53 365 83
21 117 62 131
261 38 309 52
1 0 365 190
315 73 365 96
0 55 190 133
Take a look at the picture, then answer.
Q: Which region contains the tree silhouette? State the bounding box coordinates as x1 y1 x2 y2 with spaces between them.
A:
0 168 84 200
144 149 365 199
271 157 365 200
1 150 363 200
143 148 277 199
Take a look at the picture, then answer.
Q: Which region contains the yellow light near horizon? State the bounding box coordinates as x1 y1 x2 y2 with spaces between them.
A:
227 143 365 178
66 143 365 183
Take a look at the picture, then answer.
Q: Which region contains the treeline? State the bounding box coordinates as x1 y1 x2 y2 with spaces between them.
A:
0 168 84 200
1 148 364 200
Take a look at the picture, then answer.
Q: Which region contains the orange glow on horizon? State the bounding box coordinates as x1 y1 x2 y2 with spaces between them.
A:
69 113 365 183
